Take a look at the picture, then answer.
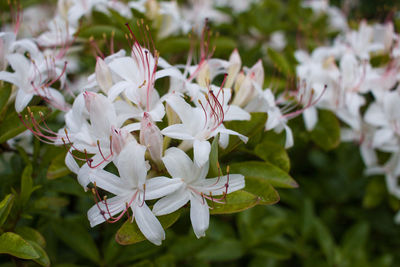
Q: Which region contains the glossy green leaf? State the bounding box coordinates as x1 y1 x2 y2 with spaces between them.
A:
230 161 298 188
0 232 39 259
210 190 259 215
223 113 268 155
209 134 220 178
47 152 71 179
51 220 100 263
244 177 280 205
0 194 14 227
0 106 50 144
15 226 46 248
310 109 340 151
116 210 181 245
28 241 50 267
254 141 290 172
195 239 244 261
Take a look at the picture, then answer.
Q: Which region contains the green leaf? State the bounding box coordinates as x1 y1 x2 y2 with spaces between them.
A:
0 85 11 116
254 141 290 172
116 210 181 245
310 109 340 151
0 106 50 144
78 25 126 41
209 190 259 215
51 220 100 263
157 37 190 55
230 161 298 188
0 232 39 259
20 164 37 206
341 222 369 256
267 48 294 77
28 241 50 267
0 194 14 227
363 177 386 208
195 239 244 261
313 219 335 264
244 177 280 205
209 134 220 178
15 226 46 248
253 240 292 260
47 152 71 179
223 113 268 155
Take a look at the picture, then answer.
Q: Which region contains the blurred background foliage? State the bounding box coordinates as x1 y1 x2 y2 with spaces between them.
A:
1 0 400 266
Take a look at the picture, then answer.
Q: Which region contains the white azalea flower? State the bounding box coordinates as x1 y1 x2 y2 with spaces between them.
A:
87 142 181 245
153 147 245 238
161 92 248 166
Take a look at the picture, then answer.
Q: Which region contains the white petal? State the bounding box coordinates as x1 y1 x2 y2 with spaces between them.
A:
224 105 251 121
86 168 126 195
162 147 195 179
108 57 141 84
6 53 30 75
145 177 183 200
116 142 148 187
161 124 194 140
65 150 79 174
87 195 127 227
15 88 33 112
284 125 294 148
107 81 132 101
197 174 245 195
193 139 211 167
0 71 18 85
134 203 165 245
303 107 318 131
152 186 190 216
217 127 248 143
190 193 210 238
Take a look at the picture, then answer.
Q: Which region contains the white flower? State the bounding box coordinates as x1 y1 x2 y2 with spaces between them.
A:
161 92 248 166
87 142 181 245
153 147 245 238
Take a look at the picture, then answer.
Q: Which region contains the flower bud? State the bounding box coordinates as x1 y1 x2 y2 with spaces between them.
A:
95 57 113 93
140 112 163 164
225 49 241 89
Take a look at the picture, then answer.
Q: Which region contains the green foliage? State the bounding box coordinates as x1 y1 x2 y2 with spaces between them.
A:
310 109 341 150
0 232 39 259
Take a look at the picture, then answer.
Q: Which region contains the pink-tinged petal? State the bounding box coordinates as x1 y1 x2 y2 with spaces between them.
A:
15 88 34 112
193 139 211 167
161 124 194 140
145 177 183 200
162 147 195 179
87 195 127 227
190 193 210 238
152 187 190 216
224 105 250 121
115 142 148 187
133 202 165 245
197 174 245 195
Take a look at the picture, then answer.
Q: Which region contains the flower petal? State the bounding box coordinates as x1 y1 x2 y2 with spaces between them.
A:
134 202 165 245
162 147 195 179
190 193 209 238
193 139 211 167
145 177 183 200
87 195 127 227
152 186 189 216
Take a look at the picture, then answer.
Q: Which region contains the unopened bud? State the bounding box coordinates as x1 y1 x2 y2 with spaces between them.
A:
140 112 163 164
95 57 113 93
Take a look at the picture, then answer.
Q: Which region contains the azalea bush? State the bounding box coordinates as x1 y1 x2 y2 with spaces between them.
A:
1 0 400 266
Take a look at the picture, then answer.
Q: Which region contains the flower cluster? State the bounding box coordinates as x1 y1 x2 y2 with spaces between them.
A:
296 16 400 216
